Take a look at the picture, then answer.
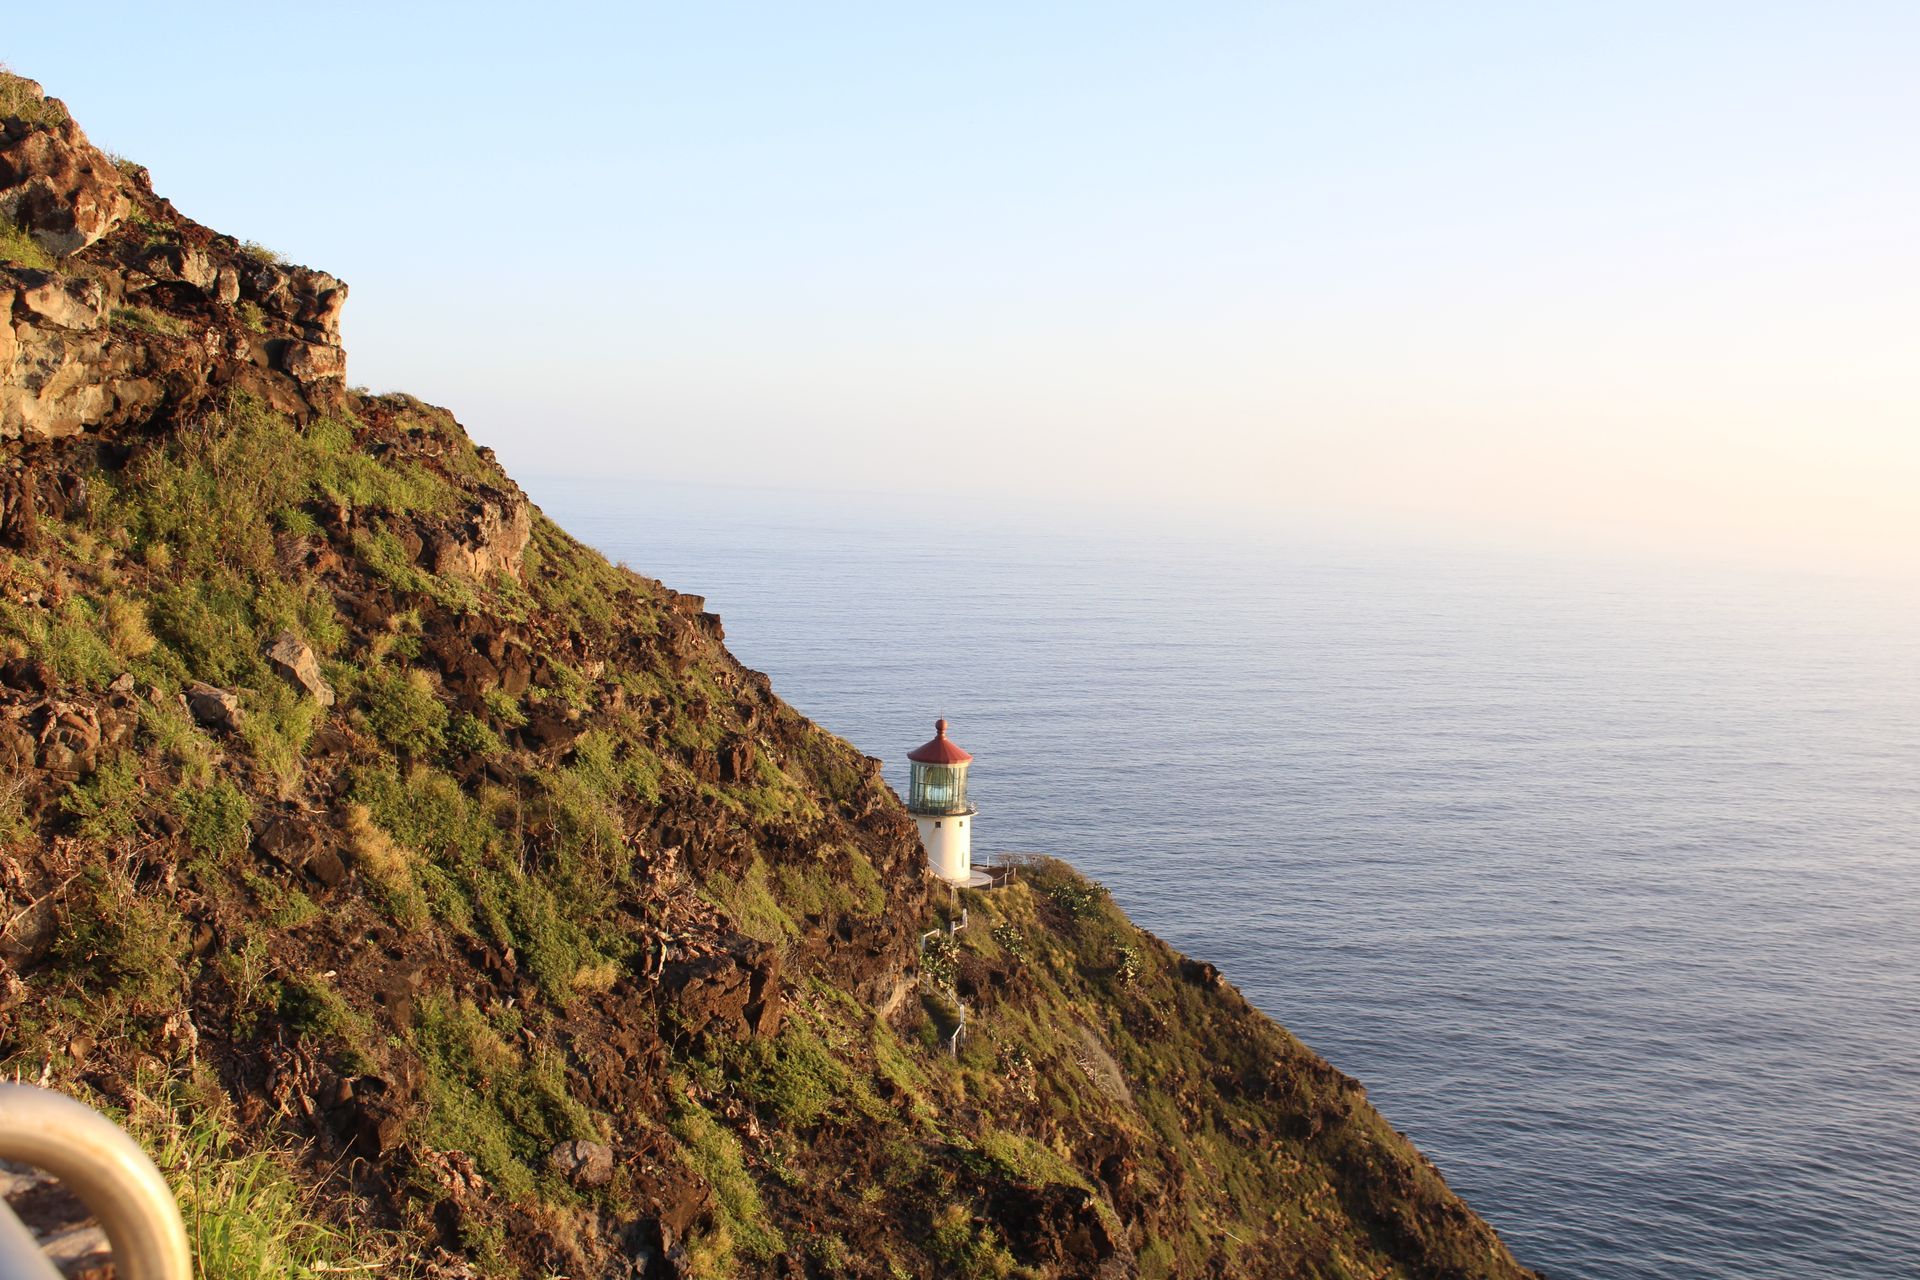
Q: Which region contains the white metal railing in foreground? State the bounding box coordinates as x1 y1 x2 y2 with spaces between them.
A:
0 1084 191 1280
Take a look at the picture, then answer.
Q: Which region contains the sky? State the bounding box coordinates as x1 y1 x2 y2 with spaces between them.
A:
8 3 1918 573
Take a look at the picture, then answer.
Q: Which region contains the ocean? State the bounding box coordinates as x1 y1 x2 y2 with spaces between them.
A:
538 476 1920 1279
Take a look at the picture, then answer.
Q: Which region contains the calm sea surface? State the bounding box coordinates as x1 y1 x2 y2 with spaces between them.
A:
539 477 1920 1280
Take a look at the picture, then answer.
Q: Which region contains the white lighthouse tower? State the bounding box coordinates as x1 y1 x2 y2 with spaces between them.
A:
907 719 988 887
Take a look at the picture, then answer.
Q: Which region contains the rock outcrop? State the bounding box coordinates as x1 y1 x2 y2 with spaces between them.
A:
1 73 347 442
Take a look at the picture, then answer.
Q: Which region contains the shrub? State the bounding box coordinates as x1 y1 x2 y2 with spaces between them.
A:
483 687 527 728
447 711 504 757
921 931 960 988
1048 880 1106 920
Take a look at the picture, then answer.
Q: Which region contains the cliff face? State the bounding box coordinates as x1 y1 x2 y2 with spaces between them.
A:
0 71 1537 1280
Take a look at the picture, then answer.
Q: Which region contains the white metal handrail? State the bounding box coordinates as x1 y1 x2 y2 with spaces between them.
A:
0 1085 191 1280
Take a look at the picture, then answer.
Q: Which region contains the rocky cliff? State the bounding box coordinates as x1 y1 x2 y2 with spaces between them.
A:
0 70 1538 1280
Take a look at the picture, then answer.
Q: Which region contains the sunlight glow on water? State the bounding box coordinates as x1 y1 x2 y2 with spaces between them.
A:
542 479 1920 1279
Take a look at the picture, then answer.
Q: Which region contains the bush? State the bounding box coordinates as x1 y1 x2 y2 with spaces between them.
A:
447 711 504 757
921 931 959 988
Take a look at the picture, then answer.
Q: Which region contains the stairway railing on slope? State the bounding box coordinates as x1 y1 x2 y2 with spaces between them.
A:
919 911 971 1058
0 1084 191 1280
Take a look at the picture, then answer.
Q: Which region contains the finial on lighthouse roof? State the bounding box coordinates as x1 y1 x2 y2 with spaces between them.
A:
908 718 973 764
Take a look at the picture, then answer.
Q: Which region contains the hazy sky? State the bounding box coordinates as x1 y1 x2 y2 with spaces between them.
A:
9 4 1917 571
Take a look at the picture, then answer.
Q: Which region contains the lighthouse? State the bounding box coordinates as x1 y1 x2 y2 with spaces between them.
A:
907 719 987 887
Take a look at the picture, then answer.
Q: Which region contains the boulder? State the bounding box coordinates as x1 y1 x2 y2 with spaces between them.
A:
264 631 334 706
32 699 102 776
14 273 103 331
547 1139 615 1189
185 681 242 731
0 657 50 694
337 1076 408 1156
0 708 36 773
718 736 755 784
279 339 345 385
427 494 531 582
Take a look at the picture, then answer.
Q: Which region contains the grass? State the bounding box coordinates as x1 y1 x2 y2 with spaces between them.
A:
0 295 1534 1279
0 773 32 846
175 779 253 861
0 216 54 269
728 1015 867 1128
279 974 375 1070
51 859 190 1017
62 755 144 843
670 1094 784 1275
926 1203 1018 1278
122 1070 409 1279
411 994 600 1200
0 66 70 127
343 803 431 929
1 595 122 689
354 666 449 759
701 856 796 948
111 305 190 337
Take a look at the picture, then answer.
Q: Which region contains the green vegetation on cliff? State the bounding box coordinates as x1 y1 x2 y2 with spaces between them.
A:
0 67 1535 1279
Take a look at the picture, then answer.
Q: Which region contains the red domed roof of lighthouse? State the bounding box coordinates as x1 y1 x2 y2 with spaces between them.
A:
907 719 973 765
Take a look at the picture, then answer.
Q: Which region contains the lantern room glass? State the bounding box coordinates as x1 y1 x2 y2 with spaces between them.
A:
909 761 970 814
